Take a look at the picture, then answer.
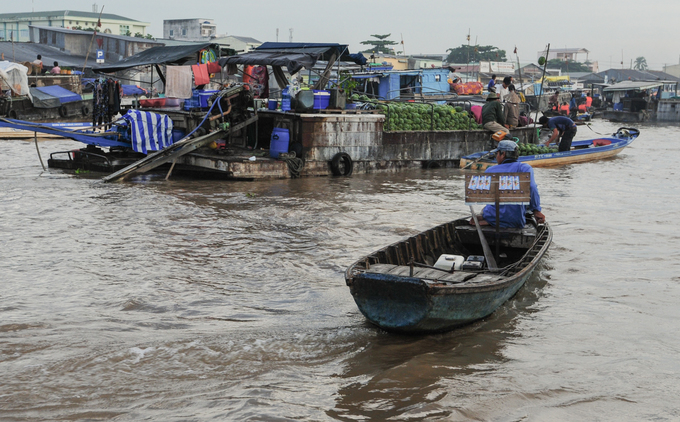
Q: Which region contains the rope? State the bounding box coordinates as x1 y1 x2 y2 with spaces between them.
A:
282 157 304 178
583 123 610 136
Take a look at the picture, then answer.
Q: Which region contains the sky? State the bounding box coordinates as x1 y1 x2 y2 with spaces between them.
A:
10 0 680 71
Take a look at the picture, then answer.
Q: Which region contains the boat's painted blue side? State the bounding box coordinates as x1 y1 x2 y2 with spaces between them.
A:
0 118 129 148
460 127 639 169
351 270 533 332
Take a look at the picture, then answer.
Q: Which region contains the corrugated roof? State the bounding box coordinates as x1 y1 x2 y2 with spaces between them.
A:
0 10 143 23
29 25 161 43
0 41 98 68
603 81 664 92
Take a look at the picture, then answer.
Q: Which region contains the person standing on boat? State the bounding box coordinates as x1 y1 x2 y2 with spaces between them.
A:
499 76 512 102
32 54 43 73
471 140 545 228
482 92 509 135
538 115 577 152
503 84 520 129
487 74 497 93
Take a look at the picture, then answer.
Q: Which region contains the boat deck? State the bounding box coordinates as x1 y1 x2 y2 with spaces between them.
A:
362 263 498 284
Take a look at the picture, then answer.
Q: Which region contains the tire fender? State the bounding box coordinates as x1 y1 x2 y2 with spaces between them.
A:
58 105 68 117
81 105 90 116
330 152 353 176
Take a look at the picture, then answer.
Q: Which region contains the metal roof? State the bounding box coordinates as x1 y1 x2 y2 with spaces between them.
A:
0 10 144 23
603 81 664 92
29 25 162 43
0 41 98 69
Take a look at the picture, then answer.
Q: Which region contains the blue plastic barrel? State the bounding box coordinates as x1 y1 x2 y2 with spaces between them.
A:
270 128 290 158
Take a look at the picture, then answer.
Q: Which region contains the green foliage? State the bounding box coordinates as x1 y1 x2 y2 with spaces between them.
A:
360 34 398 54
376 102 483 132
134 32 145 38
339 71 360 99
446 44 506 63
633 56 648 70
546 59 590 73
145 34 154 40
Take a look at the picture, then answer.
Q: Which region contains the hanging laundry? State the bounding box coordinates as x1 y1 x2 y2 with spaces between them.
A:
166 66 193 99
191 63 210 86
206 61 222 74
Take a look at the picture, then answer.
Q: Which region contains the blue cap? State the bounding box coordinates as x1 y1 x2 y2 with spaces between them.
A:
490 140 518 154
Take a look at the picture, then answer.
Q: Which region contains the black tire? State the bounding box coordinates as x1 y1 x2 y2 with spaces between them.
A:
58 105 68 117
289 142 303 158
81 106 90 116
8 109 17 119
331 152 353 176
426 160 440 169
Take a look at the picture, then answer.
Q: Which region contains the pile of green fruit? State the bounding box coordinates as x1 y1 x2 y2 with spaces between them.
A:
347 96 482 131
379 103 481 131
518 143 558 156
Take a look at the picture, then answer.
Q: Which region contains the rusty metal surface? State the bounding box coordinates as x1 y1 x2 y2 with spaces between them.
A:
177 111 539 179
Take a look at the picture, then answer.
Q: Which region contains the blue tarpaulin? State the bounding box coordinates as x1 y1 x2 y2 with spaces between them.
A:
34 85 82 103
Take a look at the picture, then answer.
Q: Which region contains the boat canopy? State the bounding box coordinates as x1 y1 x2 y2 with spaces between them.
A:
94 43 220 73
219 42 366 90
603 81 664 92
219 42 366 75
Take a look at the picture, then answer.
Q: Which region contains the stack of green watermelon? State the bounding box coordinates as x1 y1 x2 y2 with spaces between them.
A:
382 103 482 131
518 143 558 156
357 100 481 131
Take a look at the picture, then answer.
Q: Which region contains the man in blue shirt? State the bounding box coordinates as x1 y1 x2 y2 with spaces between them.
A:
487 74 497 92
471 140 545 228
538 115 577 152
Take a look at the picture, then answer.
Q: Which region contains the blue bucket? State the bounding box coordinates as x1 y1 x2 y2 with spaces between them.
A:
270 128 290 158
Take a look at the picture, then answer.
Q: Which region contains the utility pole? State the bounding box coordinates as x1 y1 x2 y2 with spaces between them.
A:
466 29 470 82
289 28 293 43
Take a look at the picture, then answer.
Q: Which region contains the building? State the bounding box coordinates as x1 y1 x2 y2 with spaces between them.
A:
539 47 589 62
163 19 216 41
29 26 160 64
210 35 262 53
0 10 150 42
663 64 680 78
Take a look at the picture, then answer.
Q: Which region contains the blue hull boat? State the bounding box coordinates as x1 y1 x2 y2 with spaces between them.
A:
460 127 639 171
345 218 552 333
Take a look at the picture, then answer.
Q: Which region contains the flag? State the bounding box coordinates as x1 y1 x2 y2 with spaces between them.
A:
97 18 101 27
513 46 517 54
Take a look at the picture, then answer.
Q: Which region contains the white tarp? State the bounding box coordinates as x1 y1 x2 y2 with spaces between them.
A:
0 61 31 99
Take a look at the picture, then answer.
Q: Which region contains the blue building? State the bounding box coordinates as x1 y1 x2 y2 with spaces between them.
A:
351 68 451 101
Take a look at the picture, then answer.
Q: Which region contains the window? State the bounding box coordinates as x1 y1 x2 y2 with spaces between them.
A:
181 28 187 36
119 25 129 35
169 29 174 36
435 75 441 82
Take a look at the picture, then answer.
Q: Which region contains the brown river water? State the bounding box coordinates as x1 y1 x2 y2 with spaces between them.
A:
1 120 679 421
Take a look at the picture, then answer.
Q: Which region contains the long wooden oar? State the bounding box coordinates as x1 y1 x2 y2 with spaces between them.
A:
462 150 494 170
469 205 498 271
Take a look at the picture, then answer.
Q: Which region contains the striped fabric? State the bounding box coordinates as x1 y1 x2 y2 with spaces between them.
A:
122 110 174 154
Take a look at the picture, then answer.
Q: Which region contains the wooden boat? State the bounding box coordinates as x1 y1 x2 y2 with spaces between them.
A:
459 127 639 171
345 217 552 333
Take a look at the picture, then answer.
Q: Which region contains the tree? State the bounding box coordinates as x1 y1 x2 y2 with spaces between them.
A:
546 59 591 73
134 32 144 38
360 34 398 55
445 44 506 63
633 56 648 70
